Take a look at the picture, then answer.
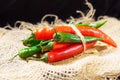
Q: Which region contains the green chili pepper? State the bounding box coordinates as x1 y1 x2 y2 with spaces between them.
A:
10 40 53 61
19 40 53 59
18 44 41 59
22 32 41 47
53 32 103 43
76 20 107 28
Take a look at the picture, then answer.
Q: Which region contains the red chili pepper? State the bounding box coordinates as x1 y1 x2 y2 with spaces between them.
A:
36 41 71 58
35 27 54 40
40 41 96 63
35 26 117 47
52 41 71 51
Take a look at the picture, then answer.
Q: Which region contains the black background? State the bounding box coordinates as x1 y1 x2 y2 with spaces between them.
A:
0 0 120 26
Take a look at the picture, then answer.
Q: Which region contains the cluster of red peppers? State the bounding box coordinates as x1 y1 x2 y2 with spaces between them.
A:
16 21 117 63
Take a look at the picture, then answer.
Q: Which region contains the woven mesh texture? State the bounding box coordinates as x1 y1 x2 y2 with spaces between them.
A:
0 17 120 80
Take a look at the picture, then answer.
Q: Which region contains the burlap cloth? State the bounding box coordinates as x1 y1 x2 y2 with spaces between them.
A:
0 17 120 80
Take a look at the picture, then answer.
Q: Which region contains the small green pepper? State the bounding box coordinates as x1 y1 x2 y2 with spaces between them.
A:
18 44 41 59
22 33 40 47
10 40 53 61
76 20 107 28
53 32 103 43
19 40 53 59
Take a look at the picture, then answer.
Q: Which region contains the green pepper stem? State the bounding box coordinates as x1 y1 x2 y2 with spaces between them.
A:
53 27 59 38
9 54 18 62
26 53 48 63
26 57 41 62
26 28 33 32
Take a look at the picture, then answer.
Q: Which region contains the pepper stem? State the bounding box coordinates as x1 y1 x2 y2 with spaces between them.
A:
26 28 33 32
9 54 18 62
26 53 48 63
26 57 41 62
53 27 58 37
53 33 61 42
